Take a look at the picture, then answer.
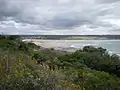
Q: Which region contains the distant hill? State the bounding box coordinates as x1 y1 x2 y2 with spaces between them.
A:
21 35 120 40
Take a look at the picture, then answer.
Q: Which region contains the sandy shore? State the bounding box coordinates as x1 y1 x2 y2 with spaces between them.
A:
23 39 82 52
23 39 120 55
32 39 76 48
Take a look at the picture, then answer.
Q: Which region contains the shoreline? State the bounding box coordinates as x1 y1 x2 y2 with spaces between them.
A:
23 39 120 55
32 40 77 52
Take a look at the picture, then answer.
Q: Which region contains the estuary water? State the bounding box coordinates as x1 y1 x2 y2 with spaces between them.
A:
24 39 120 55
65 40 120 55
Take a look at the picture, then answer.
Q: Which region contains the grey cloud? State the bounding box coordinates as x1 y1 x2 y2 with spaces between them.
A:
0 0 120 34
0 0 21 21
42 12 92 29
46 19 86 29
97 0 120 4
0 0 8 20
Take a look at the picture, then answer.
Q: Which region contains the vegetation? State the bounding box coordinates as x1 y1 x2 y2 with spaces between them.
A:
0 35 120 90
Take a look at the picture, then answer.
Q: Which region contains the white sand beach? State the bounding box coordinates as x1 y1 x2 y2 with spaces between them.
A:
23 39 120 55
31 39 79 48
23 39 83 52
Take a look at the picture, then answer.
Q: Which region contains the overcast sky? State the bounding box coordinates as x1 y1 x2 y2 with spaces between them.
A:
0 0 120 35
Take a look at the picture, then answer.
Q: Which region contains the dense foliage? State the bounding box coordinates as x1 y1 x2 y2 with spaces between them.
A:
0 35 120 90
58 46 120 76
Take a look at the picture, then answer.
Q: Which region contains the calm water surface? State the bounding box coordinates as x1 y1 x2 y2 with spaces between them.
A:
64 40 120 55
24 39 120 55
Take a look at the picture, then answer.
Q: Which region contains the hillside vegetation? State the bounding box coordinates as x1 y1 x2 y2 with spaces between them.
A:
0 35 120 90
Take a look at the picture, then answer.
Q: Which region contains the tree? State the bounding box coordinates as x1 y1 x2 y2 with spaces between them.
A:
7 35 20 40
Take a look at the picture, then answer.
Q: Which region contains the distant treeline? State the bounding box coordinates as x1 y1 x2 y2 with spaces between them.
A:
20 35 120 40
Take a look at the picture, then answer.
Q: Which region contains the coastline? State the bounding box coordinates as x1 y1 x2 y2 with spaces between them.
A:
23 39 79 52
32 40 77 52
23 39 120 55
29 39 79 48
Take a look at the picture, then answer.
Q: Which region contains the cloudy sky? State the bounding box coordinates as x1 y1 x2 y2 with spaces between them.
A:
0 0 120 35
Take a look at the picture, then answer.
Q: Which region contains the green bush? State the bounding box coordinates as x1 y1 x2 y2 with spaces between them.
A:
1 36 120 90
